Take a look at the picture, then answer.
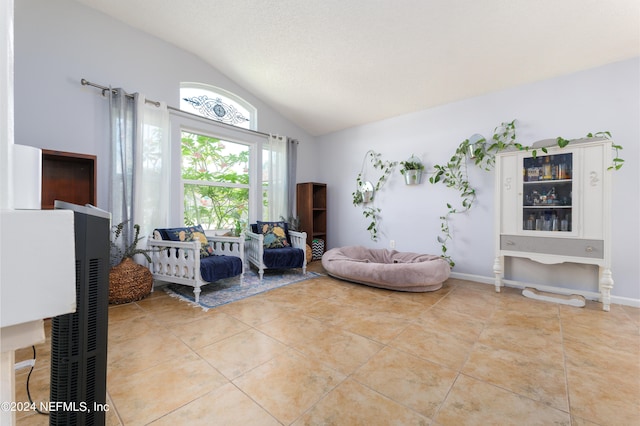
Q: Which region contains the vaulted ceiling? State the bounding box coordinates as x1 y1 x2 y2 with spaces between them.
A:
75 0 639 136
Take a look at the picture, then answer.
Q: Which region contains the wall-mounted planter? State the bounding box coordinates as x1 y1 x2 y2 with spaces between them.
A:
400 155 424 185
403 169 423 185
361 181 374 202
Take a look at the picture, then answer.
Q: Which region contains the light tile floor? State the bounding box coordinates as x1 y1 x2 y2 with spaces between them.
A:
14 262 640 425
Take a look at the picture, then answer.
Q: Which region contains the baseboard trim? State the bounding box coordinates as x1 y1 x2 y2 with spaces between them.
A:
448 271 640 308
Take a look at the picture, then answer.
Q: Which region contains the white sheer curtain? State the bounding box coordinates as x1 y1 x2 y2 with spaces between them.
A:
109 89 170 265
265 134 287 221
133 95 170 237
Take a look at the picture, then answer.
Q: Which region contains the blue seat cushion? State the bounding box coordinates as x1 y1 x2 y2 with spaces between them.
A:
200 255 242 282
263 247 304 269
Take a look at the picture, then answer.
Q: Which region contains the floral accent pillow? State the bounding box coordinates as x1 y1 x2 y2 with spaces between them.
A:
257 221 290 249
163 224 214 257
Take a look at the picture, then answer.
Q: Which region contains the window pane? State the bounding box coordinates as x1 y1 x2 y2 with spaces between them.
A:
183 184 249 231
181 132 249 184
262 183 269 221
181 130 250 231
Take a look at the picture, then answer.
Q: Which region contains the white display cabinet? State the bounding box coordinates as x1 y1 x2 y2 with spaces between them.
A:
493 138 613 310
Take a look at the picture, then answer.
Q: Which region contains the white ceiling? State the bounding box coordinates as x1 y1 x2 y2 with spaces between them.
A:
75 0 639 136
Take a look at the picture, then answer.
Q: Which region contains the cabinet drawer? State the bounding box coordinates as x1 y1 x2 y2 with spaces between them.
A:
500 235 604 259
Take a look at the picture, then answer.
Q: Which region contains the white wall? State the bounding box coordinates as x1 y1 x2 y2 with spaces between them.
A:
13 0 317 215
316 58 640 303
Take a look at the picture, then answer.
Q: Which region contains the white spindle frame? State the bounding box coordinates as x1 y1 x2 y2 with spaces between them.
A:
148 234 245 303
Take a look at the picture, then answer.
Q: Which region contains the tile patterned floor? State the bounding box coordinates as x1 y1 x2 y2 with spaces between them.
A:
14 262 640 425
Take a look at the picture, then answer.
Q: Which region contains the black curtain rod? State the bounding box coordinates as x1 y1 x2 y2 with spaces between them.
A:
79 78 295 141
167 106 272 139
80 78 160 107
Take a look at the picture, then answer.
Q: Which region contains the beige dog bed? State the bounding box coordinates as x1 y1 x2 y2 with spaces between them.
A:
321 246 450 292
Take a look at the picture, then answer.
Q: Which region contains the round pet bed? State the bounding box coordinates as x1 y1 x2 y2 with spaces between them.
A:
321 246 450 292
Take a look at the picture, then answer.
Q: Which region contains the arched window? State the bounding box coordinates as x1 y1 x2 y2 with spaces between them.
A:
176 83 261 230
180 83 257 130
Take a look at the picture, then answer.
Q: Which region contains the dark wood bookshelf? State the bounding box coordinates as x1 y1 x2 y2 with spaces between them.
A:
41 149 96 209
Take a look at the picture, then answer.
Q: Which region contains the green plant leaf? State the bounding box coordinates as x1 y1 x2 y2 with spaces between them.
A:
556 137 570 148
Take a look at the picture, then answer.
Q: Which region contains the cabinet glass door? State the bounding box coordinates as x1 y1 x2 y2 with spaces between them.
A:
522 152 572 232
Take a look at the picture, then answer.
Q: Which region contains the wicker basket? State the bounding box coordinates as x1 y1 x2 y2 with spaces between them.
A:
109 258 153 304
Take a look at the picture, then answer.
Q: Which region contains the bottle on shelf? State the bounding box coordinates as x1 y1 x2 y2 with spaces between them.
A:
543 157 552 180
558 163 566 179
526 214 535 230
548 187 556 204
535 213 543 231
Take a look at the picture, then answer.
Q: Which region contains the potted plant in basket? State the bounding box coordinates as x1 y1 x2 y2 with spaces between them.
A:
109 221 154 304
400 155 425 185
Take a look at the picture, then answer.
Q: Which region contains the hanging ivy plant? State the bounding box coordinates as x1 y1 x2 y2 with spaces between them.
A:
586 131 624 170
352 150 397 240
429 121 623 267
429 121 518 266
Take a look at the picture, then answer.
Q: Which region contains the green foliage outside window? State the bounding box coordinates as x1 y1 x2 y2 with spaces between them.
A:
181 132 250 231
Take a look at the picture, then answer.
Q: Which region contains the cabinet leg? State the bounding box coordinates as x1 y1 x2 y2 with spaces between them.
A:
493 256 503 293
599 267 613 312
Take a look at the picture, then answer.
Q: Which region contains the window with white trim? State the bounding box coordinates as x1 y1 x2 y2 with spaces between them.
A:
176 84 263 231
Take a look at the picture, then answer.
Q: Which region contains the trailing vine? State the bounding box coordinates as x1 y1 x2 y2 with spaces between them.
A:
429 121 622 267
429 121 519 266
586 131 624 170
352 150 397 240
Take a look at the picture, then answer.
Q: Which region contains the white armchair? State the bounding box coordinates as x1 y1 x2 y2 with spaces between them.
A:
245 225 307 280
148 229 245 303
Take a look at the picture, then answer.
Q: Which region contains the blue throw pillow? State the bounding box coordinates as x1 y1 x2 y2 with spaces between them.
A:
161 225 214 257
